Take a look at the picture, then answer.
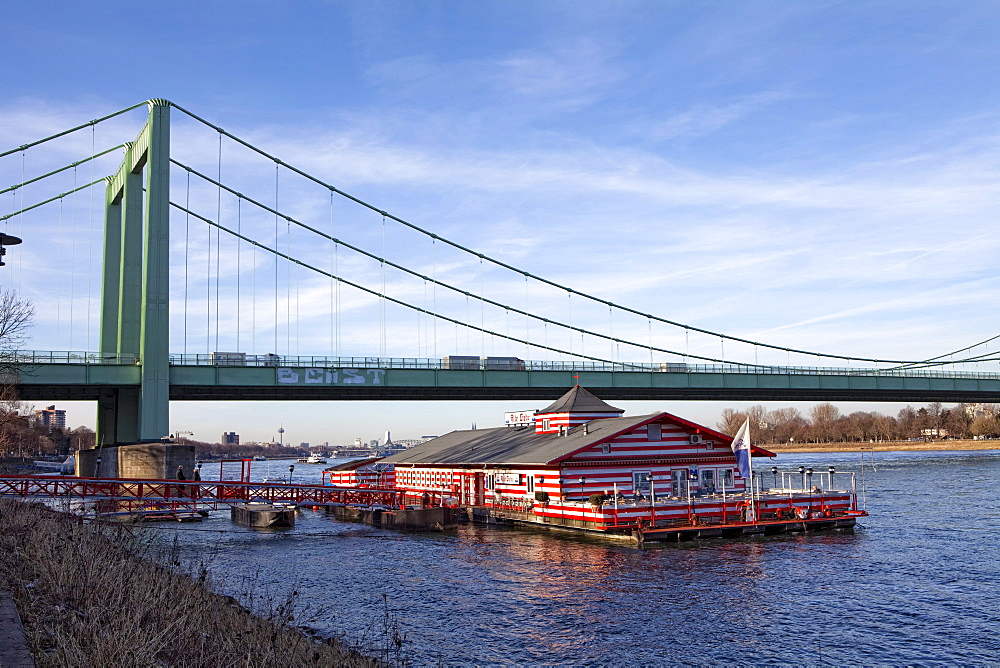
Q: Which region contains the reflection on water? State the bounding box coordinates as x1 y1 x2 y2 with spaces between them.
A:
168 451 1000 665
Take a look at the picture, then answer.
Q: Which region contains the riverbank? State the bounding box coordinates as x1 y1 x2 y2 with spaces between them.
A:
764 439 999 453
0 499 377 667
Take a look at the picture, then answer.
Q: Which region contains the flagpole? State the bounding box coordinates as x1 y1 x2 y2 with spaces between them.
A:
748 420 756 524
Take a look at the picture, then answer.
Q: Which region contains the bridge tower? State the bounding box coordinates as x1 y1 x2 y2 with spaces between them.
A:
96 100 171 445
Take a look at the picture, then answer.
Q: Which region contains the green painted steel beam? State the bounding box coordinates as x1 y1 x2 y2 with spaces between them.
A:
95 100 172 444
14 363 1000 404
138 100 171 441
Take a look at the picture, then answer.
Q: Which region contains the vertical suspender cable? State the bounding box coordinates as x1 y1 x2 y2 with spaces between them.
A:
505 308 510 357
205 185 211 355
608 307 613 362
567 292 573 356
236 198 242 352
183 171 191 354
86 124 96 351
421 279 428 358
479 257 485 355
432 238 437 359
335 242 340 358
251 213 257 355
380 215 387 360
330 190 337 357
274 163 279 354
56 197 63 349
17 150 25 292
524 276 529 361
648 317 653 367
286 216 292 356
215 134 222 353
295 238 300 357
69 166 77 349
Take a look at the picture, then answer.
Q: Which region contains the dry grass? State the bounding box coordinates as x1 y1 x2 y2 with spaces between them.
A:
0 499 381 667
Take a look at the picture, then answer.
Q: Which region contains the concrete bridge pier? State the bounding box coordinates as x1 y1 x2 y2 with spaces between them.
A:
76 443 194 480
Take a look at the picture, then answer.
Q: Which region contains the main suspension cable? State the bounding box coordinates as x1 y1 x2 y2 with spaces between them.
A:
169 199 659 368
0 102 146 160
170 161 764 366
169 101 925 366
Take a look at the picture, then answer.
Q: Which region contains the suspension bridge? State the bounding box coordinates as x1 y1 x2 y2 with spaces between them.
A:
3 100 999 445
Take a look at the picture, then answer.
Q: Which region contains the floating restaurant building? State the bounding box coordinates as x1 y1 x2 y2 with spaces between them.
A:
370 386 866 543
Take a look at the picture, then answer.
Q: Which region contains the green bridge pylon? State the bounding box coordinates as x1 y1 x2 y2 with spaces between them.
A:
97 100 171 445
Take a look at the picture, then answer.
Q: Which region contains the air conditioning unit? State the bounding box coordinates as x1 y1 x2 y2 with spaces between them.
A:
689 434 703 444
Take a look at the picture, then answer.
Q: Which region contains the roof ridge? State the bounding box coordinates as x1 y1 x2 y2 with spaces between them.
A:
536 385 623 415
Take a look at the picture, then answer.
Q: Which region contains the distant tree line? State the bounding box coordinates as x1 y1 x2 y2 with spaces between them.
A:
717 402 1000 443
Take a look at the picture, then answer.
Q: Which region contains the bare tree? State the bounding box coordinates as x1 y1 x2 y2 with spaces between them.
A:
0 290 34 350
717 408 747 436
809 403 841 442
0 289 35 456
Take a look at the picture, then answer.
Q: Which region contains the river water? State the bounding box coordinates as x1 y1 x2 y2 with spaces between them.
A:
166 450 1000 665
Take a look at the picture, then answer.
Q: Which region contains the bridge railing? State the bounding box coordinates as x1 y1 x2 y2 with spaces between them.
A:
7 351 140 364
9 350 1000 380
165 354 1000 379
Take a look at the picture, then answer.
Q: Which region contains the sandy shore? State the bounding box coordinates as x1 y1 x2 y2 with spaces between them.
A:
764 439 999 453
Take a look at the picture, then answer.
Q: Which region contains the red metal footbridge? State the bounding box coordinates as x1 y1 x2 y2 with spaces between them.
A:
0 475 449 516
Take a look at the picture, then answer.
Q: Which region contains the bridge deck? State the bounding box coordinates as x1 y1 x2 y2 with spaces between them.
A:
13 358 1000 402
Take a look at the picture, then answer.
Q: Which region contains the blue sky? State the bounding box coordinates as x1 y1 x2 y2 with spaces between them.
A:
2 1 999 444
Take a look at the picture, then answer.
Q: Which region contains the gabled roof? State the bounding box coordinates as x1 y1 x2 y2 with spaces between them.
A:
536 385 623 415
385 413 670 466
381 409 776 467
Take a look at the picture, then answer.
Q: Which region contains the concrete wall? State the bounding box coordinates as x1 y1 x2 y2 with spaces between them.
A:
76 447 118 478
75 443 195 479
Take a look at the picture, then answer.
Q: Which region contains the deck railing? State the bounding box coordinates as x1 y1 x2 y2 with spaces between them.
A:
8 350 999 380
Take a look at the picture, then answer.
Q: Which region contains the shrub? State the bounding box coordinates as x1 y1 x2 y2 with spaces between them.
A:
534 491 549 503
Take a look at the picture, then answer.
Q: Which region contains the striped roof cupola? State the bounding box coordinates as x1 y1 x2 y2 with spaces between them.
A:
534 385 624 434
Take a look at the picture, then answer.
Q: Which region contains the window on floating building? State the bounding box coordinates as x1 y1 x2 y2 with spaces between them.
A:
719 469 734 489
542 419 551 431
633 471 652 496
602 443 610 454
647 423 661 441
527 476 535 493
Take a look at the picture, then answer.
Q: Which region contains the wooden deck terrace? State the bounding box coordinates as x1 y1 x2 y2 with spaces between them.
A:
481 489 866 544
0 475 449 515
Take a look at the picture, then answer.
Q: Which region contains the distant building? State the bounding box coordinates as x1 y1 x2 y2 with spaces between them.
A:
34 405 66 431
221 432 240 447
